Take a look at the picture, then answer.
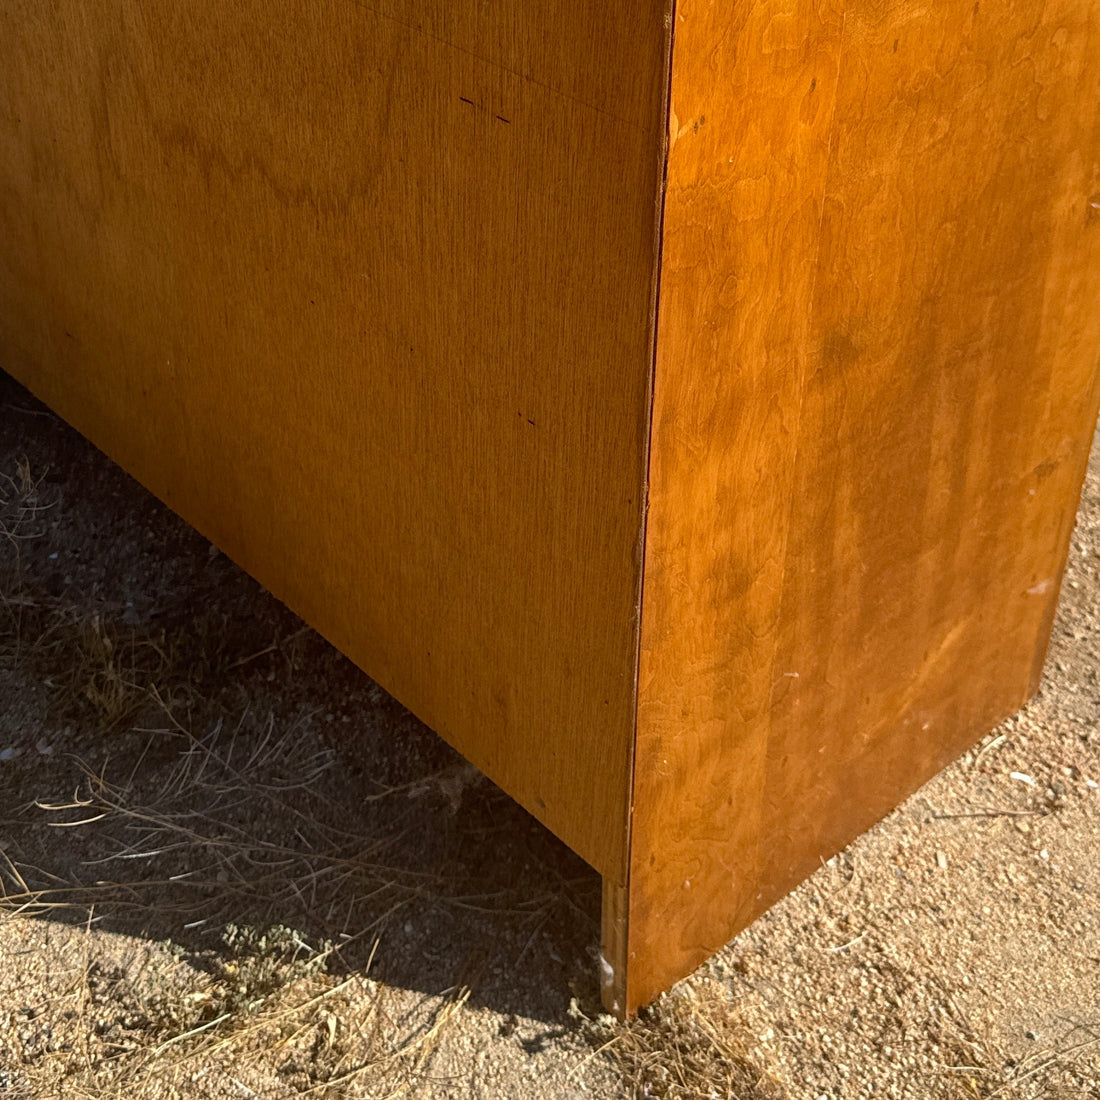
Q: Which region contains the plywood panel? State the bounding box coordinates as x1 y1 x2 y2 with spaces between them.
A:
627 0 1100 1012
0 0 670 877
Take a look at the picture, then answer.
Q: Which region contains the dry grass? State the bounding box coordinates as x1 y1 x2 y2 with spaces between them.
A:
7 713 443 931
586 984 1099 1100
0 456 533 1097
940 1020 1100 1100
584 984 788 1100
0 457 170 731
0 456 56 667
0 698 482 1097
0 904 473 1099
0 455 46 549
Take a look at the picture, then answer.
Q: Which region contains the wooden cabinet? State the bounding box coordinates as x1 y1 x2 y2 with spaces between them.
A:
3 0 1098 1016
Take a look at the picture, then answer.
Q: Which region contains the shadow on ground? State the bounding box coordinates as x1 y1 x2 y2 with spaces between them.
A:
0 369 604 1029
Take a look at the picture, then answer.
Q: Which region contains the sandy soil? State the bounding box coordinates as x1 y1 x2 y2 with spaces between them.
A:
1 367 1097 1099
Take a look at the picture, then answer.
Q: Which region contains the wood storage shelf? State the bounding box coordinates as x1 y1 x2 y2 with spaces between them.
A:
3 1 1099 1016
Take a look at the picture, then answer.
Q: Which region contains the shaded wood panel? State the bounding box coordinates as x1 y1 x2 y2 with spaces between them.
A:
628 0 1100 1012
0 0 670 876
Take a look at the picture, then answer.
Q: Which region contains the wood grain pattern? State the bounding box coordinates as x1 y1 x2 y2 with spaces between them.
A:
0 0 670 878
624 0 847 1010
626 0 1100 1013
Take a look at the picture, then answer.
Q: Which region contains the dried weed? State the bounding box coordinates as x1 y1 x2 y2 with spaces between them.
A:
582 985 788 1100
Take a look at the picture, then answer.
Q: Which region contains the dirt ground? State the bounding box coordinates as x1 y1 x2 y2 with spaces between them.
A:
1 367 1098 1099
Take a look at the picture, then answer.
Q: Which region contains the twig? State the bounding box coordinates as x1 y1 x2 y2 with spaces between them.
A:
226 625 311 671
931 807 1047 821
972 733 1007 765
827 931 868 953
